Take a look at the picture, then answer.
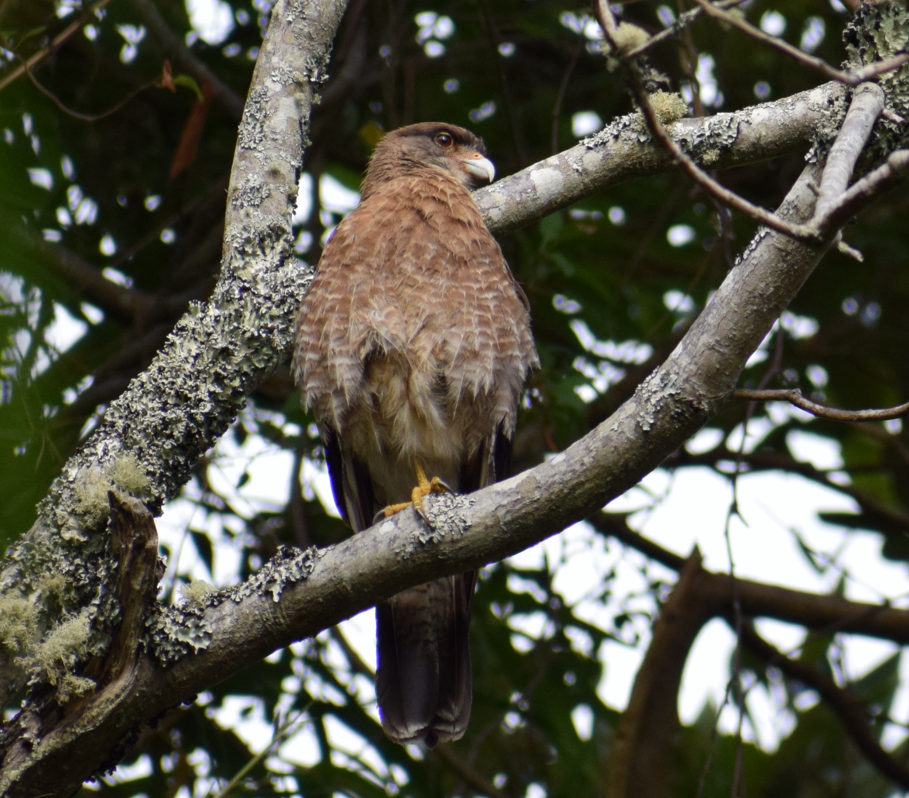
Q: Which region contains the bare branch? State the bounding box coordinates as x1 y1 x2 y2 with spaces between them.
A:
740 624 909 790
819 149 909 233
17 57 162 121
689 0 906 87
733 388 909 422
474 82 849 236
853 52 909 83
815 83 886 220
592 0 820 242
626 0 747 59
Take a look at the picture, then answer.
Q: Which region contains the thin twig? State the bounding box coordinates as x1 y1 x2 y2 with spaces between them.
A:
213 709 312 798
691 0 909 87
626 0 747 59
551 42 582 154
732 388 909 422
592 0 816 242
20 58 162 122
0 0 114 93
852 53 909 83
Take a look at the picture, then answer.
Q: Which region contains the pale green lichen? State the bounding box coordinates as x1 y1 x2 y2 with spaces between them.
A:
70 455 151 537
145 603 213 666
649 91 689 126
228 545 318 603
608 22 650 56
72 468 113 534
701 148 721 167
145 547 319 667
811 2 909 163
619 90 690 140
0 595 40 654
180 580 216 604
16 610 96 702
109 453 151 496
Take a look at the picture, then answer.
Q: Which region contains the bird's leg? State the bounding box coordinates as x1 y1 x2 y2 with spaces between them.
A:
383 460 450 520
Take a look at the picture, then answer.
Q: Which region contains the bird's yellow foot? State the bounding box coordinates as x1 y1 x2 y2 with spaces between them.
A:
384 461 449 520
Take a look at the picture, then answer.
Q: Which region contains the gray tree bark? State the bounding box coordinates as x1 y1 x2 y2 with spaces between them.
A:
2 0 908 794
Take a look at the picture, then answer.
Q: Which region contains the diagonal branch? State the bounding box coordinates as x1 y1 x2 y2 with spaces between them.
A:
814 82 886 220
473 81 847 236
2 2 905 784
691 0 909 87
739 624 909 790
593 0 814 241
0 144 837 794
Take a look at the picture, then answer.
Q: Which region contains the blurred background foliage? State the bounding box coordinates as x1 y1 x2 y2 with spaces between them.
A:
3 0 909 795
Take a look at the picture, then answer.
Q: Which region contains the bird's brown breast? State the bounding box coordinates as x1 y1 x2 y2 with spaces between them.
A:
293 171 536 473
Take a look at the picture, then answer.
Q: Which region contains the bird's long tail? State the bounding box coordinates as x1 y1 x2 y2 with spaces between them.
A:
375 571 476 747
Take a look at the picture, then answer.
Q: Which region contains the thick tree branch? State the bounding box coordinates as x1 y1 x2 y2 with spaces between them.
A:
0 0 349 707
0 32 852 704
815 83 886 219
0 493 160 796
605 553 713 798
473 81 848 236
0 152 843 793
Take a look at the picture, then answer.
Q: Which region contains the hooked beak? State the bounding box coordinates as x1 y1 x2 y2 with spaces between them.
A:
461 154 496 184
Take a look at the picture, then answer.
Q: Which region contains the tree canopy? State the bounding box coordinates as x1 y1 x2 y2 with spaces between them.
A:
2 0 909 796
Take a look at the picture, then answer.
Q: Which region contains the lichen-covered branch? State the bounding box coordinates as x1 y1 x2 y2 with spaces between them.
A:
474 81 847 237
0 144 841 795
2 4 909 789
0 45 855 708
0 0 349 704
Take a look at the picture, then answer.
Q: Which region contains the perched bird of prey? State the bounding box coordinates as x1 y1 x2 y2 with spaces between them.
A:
292 123 538 746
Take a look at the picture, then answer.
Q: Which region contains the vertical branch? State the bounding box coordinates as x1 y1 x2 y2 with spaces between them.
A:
604 553 714 798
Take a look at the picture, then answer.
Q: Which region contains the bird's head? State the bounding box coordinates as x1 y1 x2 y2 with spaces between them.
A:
362 123 496 196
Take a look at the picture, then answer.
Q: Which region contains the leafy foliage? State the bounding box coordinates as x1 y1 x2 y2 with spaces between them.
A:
2 0 909 796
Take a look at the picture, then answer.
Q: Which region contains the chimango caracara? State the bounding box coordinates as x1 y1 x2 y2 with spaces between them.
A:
292 123 538 746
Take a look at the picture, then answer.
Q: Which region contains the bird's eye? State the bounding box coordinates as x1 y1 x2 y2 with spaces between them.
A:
434 132 454 148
